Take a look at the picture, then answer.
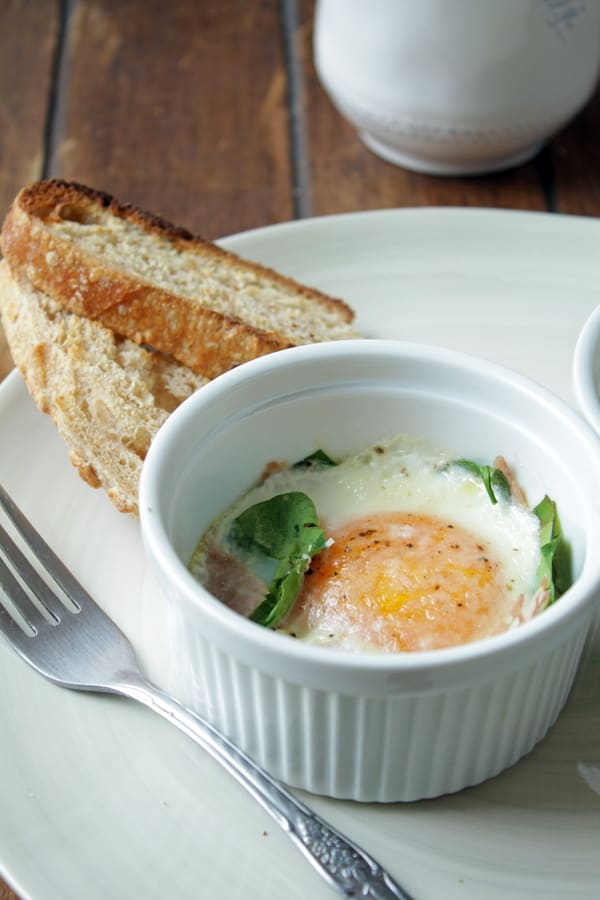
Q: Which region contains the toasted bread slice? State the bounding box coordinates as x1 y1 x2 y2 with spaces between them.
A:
1 180 357 378
0 261 206 514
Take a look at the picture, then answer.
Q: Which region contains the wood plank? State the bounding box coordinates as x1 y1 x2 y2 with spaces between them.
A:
0 0 60 216
0 882 17 900
551 87 600 216
47 0 294 238
298 0 549 215
0 0 62 382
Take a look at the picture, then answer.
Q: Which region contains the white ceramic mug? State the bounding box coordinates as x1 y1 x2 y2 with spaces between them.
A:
314 0 600 175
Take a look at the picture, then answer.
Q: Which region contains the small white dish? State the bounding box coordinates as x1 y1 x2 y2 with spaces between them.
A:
573 305 600 438
140 339 600 803
314 0 600 175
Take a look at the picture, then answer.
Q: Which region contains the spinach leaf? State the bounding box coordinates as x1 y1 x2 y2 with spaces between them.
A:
454 459 511 505
292 449 338 469
229 492 327 628
533 495 571 606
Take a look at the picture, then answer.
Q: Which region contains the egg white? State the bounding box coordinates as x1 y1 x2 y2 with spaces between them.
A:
192 434 542 649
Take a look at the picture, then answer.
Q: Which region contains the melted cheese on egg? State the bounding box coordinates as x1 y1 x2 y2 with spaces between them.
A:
192 435 542 653
287 512 510 651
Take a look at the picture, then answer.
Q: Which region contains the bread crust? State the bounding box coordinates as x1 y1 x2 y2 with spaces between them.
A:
0 261 207 515
1 180 355 379
0 180 359 515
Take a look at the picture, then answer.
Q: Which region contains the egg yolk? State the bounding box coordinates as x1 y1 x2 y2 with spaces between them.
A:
286 512 511 652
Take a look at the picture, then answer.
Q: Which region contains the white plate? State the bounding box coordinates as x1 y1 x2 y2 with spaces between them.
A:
1 208 600 900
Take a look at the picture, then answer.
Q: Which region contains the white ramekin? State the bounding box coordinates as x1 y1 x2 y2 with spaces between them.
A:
573 305 600 439
140 340 600 802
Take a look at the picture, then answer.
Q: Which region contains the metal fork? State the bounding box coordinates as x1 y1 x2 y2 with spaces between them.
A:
0 485 414 900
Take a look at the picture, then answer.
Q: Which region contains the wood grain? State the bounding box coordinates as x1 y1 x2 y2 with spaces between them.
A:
46 0 294 238
0 0 60 216
551 87 600 215
0 0 61 383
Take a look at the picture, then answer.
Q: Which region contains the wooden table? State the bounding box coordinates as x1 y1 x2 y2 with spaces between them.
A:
1 2 600 898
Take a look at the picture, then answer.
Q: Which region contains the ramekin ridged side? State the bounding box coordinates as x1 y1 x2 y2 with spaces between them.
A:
140 340 600 803
165 602 589 802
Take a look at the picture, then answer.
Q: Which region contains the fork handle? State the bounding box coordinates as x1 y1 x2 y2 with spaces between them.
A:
114 671 413 899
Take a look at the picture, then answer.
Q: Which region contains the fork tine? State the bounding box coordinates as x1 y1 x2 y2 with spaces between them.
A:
0 522 63 621
0 486 140 688
0 484 93 611
0 554 51 636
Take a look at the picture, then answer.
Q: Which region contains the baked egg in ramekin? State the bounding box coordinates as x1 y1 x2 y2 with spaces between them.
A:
140 340 600 801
